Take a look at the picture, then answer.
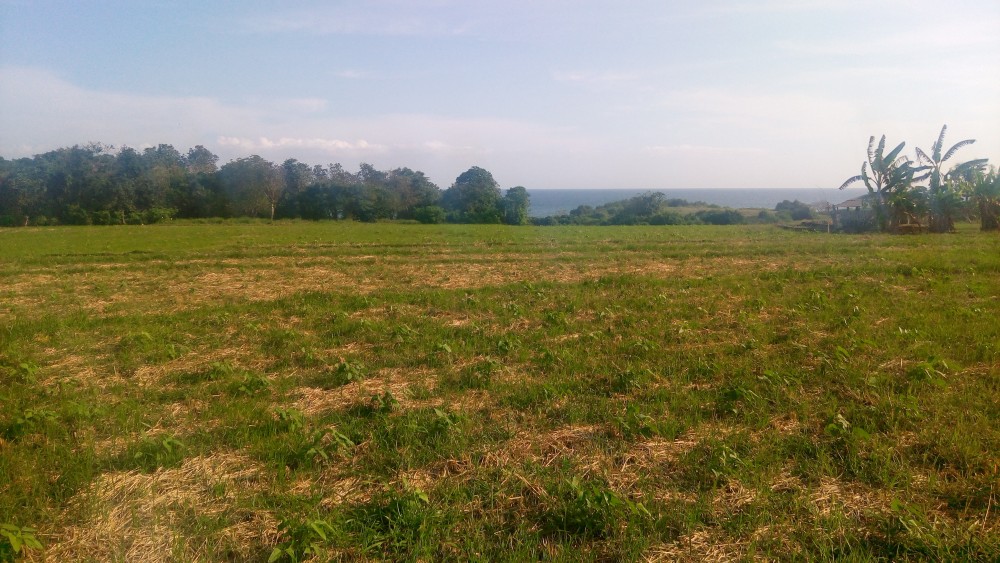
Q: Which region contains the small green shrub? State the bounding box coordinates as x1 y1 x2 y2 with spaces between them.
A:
269 518 336 562
614 404 676 440
274 407 306 433
4 407 57 440
1 523 43 560
132 435 186 471
232 371 272 396
284 426 355 469
350 486 436 558
540 477 649 539
314 360 366 389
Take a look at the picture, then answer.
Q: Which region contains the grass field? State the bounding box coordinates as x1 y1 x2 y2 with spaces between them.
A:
1 221 998 561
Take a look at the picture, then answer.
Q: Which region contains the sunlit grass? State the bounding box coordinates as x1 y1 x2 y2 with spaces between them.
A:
1 221 998 560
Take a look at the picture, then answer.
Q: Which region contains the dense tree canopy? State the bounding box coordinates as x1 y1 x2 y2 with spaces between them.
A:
0 146 529 227
442 166 502 223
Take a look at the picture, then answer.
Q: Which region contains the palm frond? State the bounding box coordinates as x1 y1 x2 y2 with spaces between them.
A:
931 124 947 161
942 139 975 163
912 165 932 184
861 163 874 192
867 136 877 163
946 158 990 181
914 147 933 167
883 141 906 168
838 174 863 190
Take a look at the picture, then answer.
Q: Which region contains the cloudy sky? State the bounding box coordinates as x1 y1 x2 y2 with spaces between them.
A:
1 0 997 189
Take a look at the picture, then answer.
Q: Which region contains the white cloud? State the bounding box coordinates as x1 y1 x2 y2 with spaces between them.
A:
775 18 1000 57
217 136 386 153
644 144 765 155
0 66 258 154
334 70 371 80
0 66 597 185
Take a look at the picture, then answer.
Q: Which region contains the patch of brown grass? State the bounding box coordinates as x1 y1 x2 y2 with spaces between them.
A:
46 453 277 563
645 528 752 562
809 476 891 519
292 367 437 416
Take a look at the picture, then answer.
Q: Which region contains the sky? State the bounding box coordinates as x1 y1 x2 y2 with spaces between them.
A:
1 0 998 189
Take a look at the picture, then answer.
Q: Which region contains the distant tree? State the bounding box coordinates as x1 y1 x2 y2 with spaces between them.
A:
38 143 116 224
774 199 813 220
915 125 989 232
413 205 446 224
0 157 47 225
693 209 745 225
608 192 665 224
327 162 357 185
387 168 441 220
971 167 1000 231
442 166 502 223
279 158 314 218
356 163 399 220
220 155 283 219
185 145 219 175
502 186 530 225
138 144 185 212
839 135 929 232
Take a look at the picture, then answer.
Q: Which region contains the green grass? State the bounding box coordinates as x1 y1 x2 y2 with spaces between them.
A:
1 221 998 561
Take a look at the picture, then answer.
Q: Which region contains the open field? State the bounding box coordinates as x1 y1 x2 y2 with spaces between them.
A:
1 222 999 561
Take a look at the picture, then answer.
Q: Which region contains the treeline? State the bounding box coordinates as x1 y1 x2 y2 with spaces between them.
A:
533 191 747 226
0 143 530 226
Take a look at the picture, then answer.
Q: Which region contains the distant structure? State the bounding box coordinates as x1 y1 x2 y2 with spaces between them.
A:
832 194 873 232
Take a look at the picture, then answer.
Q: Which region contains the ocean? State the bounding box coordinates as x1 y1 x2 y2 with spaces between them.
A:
525 187 869 218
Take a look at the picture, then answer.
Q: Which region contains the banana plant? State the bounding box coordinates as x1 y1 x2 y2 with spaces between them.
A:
970 167 1000 231
915 125 989 232
840 135 930 232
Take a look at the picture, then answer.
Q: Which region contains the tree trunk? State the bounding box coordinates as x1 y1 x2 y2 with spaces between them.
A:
980 198 1000 231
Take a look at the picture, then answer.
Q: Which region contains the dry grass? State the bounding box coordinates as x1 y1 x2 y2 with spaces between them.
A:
809 476 892 520
45 453 277 563
645 528 754 562
292 367 437 416
2 253 799 323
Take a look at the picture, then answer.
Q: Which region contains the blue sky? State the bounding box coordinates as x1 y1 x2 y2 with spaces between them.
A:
1 0 997 189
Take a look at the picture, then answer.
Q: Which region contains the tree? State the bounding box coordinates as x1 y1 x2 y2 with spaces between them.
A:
219 155 283 219
609 192 666 224
185 145 219 175
442 166 502 223
915 125 989 232
775 199 813 220
138 144 185 212
387 168 441 220
502 186 530 225
279 159 314 218
839 135 929 233
0 157 47 225
971 167 1000 231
